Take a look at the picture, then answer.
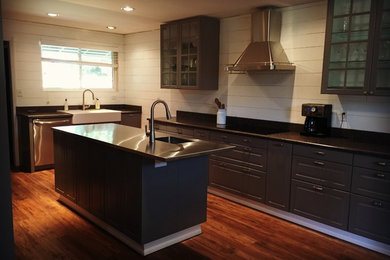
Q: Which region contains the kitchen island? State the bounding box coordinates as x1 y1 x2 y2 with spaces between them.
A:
52 123 233 255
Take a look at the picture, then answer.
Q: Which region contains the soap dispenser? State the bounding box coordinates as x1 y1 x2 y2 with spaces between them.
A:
64 98 69 111
95 98 100 110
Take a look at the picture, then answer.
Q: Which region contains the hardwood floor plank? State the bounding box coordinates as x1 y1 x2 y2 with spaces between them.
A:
11 170 389 259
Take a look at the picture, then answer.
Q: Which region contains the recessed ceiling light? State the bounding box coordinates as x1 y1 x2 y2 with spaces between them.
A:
121 6 134 12
106 26 117 30
47 13 59 17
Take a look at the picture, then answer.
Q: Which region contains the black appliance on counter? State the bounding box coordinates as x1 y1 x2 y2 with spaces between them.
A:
301 103 332 137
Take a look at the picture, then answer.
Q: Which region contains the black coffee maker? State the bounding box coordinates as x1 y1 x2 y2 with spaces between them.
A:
301 104 332 137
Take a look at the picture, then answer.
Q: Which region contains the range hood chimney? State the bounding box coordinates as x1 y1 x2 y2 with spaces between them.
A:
226 7 295 73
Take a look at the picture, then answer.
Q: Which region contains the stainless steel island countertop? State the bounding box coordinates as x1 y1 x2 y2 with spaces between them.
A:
52 123 233 161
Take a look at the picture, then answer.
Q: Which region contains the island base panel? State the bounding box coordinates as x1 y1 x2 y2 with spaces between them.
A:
59 195 202 256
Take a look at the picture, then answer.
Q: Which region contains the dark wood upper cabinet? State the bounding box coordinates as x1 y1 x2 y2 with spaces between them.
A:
160 16 220 90
321 0 390 96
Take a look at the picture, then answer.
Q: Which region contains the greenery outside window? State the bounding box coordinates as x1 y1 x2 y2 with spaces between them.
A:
41 44 118 89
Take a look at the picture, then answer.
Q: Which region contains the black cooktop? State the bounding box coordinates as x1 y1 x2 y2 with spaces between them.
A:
221 123 286 135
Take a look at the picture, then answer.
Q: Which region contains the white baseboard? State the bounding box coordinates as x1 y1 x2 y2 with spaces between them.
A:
208 187 390 257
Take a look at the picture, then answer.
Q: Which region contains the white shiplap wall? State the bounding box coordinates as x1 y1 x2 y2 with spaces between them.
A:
2 19 126 107
124 1 390 133
2 1 390 133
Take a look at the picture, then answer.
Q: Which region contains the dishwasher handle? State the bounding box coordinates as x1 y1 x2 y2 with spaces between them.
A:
33 119 71 125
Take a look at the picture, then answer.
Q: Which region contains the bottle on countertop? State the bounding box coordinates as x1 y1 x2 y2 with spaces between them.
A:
64 98 69 111
95 98 100 110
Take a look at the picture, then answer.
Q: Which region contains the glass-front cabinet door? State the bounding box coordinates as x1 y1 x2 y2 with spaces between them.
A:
161 23 178 87
180 21 199 87
322 0 390 96
160 16 219 90
370 0 390 95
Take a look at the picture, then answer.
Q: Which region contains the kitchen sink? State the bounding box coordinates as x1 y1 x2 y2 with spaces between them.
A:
155 136 192 144
59 109 121 124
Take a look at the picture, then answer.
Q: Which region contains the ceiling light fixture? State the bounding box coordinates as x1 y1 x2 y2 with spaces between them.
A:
106 26 117 30
121 6 134 12
47 13 59 17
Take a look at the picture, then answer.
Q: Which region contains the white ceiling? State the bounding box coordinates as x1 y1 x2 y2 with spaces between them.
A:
1 0 323 34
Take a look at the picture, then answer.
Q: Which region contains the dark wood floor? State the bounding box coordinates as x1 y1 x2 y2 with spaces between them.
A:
11 170 389 260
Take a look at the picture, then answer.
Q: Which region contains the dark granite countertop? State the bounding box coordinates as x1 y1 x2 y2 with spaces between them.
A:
53 123 234 162
154 111 390 157
16 104 142 119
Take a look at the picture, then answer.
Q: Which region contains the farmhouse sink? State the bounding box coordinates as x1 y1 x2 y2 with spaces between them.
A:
59 109 121 124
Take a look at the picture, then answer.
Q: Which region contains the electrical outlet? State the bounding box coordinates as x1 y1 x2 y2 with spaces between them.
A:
16 89 23 97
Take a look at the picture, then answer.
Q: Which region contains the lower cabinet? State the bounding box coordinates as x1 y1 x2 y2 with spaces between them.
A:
120 113 141 128
209 158 266 202
266 141 292 210
154 120 390 246
209 159 242 195
349 194 390 244
290 179 350 230
349 154 390 244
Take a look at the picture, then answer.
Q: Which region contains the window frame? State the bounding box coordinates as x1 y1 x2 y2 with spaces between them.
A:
40 44 118 91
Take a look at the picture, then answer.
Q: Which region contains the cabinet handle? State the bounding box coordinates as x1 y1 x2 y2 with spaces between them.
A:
363 91 368 94
314 161 325 166
177 128 183 134
377 162 387 167
315 151 325 156
244 147 252 152
372 201 383 207
369 91 374 95
243 138 249 143
313 185 323 191
274 143 284 147
375 173 385 178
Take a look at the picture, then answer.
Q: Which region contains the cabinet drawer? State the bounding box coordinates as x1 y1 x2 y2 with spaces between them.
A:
209 159 266 201
208 159 243 195
349 194 390 244
194 129 210 140
216 147 266 171
354 154 390 172
290 179 350 230
154 122 166 131
229 135 267 149
352 167 390 201
242 172 266 202
292 156 352 191
209 131 236 144
293 144 353 165
165 125 194 137
209 132 267 149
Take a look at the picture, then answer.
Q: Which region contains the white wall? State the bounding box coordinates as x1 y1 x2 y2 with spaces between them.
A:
2 1 390 133
124 1 390 133
2 19 126 107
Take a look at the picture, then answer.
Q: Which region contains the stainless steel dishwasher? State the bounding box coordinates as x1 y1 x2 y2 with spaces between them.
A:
33 118 71 168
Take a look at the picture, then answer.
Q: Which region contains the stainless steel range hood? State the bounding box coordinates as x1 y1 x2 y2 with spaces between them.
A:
226 7 295 73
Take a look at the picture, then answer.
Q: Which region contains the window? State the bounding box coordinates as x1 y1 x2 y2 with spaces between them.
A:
40 44 118 89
